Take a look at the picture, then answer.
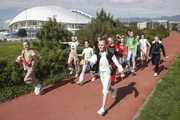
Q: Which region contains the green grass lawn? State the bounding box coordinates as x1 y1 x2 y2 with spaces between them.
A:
135 53 180 120
0 42 24 58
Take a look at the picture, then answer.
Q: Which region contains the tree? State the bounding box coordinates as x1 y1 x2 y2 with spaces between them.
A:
172 23 178 31
144 25 170 43
75 8 148 46
35 18 72 51
16 28 27 41
32 18 73 82
76 8 126 45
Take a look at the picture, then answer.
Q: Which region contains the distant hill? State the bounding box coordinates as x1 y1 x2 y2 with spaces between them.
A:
116 15 180 23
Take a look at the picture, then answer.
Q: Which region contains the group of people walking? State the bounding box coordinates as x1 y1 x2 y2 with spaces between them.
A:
16 30 168 116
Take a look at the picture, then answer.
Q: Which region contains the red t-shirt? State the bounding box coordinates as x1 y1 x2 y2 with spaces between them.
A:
119 43 128 57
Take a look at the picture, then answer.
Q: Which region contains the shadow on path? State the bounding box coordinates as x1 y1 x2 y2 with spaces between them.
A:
105 82 139 115
136 59 150 71
41 77 76 95
151 59 168 74
158 65 168 74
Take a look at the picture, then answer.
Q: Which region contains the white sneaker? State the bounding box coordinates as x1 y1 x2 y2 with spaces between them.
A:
97 107 105 115
70 70 73 75
76 81 82 86
91 77 96 81
154 73 158 77
75 72 79 77
34 84 42 95
34 79 39 93
112 88 118 99
34 84 40 93
131 69 135 73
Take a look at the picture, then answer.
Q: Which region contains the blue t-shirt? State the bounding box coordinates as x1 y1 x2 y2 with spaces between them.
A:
82 47 94 59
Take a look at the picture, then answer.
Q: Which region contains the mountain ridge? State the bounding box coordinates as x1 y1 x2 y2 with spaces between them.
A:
116 15 180 22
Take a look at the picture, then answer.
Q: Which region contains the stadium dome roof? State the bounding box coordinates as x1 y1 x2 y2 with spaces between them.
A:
9 6 91 26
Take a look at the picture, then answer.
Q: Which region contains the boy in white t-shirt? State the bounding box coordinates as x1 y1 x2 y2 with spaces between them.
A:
59 35 80 77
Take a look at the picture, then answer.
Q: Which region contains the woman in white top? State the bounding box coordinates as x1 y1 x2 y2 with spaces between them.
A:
59 35 80 77
80 39 125 115
139 34 151 64
75 40 95 85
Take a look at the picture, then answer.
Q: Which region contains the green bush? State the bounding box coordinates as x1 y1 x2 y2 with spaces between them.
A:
0 56 25 89
144 25 170 43
0 49 72 103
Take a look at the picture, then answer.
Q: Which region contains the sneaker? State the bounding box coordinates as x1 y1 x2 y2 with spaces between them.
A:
34 84 40 93
120 73 125 79
76 81 82 86
126 65 128 68
154 73 158 77
131 69 135 74
70 70 73 75
91 77 96 81
34 79 39 93
97 107 105 115
75 72 79 77
112 88 118 99
34 84 42 95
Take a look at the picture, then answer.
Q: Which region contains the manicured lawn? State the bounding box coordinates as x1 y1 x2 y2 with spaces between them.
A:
135 53 180 120
0 42 23 58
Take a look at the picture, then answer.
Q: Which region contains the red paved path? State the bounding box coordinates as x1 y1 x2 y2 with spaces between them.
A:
0 32 180 120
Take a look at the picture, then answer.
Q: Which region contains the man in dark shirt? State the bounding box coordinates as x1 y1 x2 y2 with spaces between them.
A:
149 35 169 76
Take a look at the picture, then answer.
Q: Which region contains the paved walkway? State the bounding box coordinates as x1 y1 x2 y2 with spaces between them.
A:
0 32 180 120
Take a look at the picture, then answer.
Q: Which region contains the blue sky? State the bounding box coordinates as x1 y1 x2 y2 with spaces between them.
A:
0 0 180 29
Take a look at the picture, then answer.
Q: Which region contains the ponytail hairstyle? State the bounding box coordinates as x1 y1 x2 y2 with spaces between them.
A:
108 36 115 43
132 37 136 45
102 34 108 40
120 37 125 43
132 34 137 45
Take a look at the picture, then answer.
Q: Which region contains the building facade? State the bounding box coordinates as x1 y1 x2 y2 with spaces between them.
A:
169 21 180 31
137 20 170 30
6 6 92 41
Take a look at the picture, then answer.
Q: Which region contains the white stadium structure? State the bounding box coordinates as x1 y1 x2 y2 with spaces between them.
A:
2 6 92 41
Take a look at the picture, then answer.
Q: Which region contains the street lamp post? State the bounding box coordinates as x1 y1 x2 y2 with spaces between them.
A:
25 8 27 28
24 8 28 40
0 19 2 31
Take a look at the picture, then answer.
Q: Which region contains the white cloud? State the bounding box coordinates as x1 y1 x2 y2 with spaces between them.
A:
5 19 11 24
0 0 180 18
1 0 179 29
